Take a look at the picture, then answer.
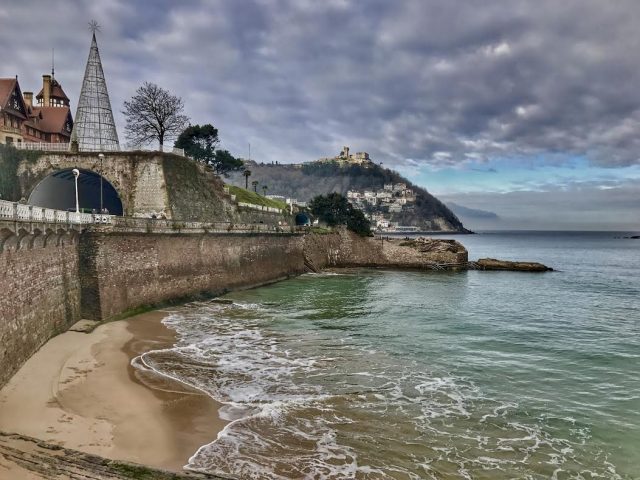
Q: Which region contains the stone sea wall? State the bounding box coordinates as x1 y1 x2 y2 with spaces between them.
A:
80 232 305 321
0 238 80 388
0 226 467 390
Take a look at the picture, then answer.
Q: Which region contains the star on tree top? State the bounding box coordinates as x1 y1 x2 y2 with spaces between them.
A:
89 20 101 34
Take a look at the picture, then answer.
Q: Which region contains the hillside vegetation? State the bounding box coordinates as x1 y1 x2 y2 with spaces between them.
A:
227 185 287 210
228 161 468 232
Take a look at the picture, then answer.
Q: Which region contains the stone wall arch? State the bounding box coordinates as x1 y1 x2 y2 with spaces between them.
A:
32 229 46 249
17 229 33 250
16 153 132 215
0 228 16 253
27 168 124 215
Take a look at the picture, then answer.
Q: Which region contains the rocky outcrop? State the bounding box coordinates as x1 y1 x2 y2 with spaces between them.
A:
303 229 468 270
303 230 553 272
473 258 553 272
0 431 224 479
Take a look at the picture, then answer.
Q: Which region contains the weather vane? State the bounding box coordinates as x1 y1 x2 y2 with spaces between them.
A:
88 20 101 34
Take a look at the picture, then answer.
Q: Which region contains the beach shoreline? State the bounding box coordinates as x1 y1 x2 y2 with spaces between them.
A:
0 310 225 477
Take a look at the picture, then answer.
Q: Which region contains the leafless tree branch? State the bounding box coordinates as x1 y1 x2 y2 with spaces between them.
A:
122 82 190 147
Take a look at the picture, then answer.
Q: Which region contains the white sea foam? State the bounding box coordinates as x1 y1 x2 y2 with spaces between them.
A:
130 298 629 479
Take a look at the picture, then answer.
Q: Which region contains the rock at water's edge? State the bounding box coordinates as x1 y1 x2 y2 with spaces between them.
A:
475 258 553 272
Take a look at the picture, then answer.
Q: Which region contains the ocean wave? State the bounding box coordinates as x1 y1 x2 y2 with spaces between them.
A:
130 297 628 479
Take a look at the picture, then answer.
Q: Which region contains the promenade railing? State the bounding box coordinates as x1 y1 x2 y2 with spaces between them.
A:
237 201 284 214
11 143 186 157
0 199 294 234
0 199 109 225
109 216 292 234
12 142 70 152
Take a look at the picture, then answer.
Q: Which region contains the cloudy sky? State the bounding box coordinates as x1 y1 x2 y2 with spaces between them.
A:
1 0 639 230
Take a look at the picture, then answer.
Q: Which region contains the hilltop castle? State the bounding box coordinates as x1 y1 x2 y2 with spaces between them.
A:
317 146 372 166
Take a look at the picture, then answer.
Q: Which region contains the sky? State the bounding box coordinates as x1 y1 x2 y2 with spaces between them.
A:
1 0 638 230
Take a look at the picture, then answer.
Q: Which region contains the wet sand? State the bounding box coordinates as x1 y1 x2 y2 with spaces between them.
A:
0 311 225 476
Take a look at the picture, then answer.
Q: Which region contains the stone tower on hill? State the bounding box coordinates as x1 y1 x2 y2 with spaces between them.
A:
71 25 119 152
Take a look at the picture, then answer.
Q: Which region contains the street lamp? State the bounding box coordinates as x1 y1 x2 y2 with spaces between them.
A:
98 153 104 213
72 168 80 213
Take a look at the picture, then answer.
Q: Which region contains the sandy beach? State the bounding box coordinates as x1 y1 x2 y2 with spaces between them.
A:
0 311 226 478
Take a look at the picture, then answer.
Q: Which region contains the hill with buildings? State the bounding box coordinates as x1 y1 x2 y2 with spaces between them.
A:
228 147 469 233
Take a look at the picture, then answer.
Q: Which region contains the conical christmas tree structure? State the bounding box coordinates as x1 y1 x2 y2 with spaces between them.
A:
71 30 120 151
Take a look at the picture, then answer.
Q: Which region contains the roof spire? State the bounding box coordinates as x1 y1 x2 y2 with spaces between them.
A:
51 48 55 78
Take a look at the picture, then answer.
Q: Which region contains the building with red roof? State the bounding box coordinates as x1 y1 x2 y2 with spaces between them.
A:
0 73 73 146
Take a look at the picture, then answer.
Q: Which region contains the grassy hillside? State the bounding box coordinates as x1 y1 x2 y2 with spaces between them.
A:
228 161 468 232
227 185 287 210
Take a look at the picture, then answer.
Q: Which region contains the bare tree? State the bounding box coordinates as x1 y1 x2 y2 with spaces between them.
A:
122 82 190 147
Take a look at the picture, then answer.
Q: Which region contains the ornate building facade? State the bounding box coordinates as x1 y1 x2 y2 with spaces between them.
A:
0 73 74 146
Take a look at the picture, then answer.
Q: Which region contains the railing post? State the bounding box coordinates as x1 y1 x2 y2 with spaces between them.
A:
12 202 17 221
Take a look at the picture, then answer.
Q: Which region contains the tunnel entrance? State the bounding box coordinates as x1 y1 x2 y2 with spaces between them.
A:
28 168 124 215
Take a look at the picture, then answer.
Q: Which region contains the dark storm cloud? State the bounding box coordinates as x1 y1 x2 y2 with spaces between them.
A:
2 0 640 167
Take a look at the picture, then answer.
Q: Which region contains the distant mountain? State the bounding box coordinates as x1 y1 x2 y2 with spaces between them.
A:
447 202 499 219
228 160 469 232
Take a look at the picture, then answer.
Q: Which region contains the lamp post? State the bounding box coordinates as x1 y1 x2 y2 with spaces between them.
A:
72 168 80 213
98 153 104 213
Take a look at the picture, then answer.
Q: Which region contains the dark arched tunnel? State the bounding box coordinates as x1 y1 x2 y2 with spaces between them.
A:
28 168 124 215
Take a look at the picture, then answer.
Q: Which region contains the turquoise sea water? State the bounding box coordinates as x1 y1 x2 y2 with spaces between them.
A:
136 232 640 479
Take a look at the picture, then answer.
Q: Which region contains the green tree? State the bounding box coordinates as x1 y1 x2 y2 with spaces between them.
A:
252 180 259 193
175 125 243 176
175 124 219 160
212 149 244 176
309 193 372 236
262 185 268 196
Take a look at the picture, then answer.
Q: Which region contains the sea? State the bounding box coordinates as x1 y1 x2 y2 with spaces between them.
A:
134 231 640 479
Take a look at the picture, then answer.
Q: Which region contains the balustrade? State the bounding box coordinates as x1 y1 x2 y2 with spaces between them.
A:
0 199 113 225
0 199 290 233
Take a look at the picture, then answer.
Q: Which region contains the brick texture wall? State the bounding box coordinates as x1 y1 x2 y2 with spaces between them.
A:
80 232 306 320
0 243 80 388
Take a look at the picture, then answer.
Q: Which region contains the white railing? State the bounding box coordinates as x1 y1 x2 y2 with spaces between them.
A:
10 142 186 157
157 145 185 156
110 216 293 234
121 144 185 157
0 199 111 225
237 202 283 214
12 142 70 152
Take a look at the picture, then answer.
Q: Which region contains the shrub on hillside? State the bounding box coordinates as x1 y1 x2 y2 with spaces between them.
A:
308 193 372 236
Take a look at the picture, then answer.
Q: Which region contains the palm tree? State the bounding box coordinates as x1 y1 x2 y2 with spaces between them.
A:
262 185 268 197
252 180 259 193
243 169 251 189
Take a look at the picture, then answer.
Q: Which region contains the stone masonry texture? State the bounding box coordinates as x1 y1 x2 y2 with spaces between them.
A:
0 226 466 391
0 241 80 388
80 232 305 321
